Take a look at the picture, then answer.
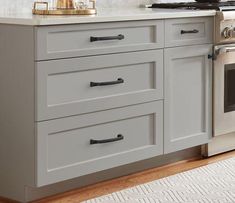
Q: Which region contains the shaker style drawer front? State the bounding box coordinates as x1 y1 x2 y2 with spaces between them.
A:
36 101 163 186
165 17 213 47
36 20 164 60
36 50 163 121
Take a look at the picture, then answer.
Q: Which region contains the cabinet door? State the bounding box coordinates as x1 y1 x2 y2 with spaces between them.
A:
164 45 212 154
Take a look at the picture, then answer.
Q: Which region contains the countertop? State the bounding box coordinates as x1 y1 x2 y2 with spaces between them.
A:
0 7 216 26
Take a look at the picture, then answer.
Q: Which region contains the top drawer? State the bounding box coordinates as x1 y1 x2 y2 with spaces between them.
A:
35 20 164 60
165 17 213 47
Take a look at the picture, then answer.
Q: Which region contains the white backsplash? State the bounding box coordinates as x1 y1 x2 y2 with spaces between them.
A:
0 0 146 10
0 0 192 12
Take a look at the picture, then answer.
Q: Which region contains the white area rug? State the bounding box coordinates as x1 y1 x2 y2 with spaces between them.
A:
83 158 235 203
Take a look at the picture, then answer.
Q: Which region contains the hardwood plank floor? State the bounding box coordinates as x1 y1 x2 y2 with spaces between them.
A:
1 150 235 203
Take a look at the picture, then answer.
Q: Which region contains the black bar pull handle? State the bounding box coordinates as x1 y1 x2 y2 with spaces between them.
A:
90 78 124 87
90 134 124 145
90 34 124 42
181 29 199 34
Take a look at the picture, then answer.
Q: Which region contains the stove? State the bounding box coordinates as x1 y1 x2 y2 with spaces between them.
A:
150 1 235 11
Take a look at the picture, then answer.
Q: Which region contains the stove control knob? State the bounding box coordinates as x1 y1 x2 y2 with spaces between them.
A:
223 27 234 39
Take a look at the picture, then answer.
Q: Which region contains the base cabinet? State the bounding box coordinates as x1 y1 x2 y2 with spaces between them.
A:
0 17 214 203
164 44 212 154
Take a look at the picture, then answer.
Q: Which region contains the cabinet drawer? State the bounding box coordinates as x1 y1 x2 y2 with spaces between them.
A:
36 50 163 121
165 17 213 47
36 101 163 186
36 20 164 60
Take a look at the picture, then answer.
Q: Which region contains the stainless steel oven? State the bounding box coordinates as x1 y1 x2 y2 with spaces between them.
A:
214 44 235 136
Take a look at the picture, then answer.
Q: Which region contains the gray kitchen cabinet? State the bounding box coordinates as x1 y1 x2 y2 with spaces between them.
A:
164 44 212 153
0 20 165 202
0 16 213 202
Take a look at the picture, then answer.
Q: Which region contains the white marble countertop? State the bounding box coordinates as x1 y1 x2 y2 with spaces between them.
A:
0 7 216 26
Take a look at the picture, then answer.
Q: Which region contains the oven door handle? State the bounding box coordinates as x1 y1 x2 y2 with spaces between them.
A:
214 45 235 58
219 47 235 53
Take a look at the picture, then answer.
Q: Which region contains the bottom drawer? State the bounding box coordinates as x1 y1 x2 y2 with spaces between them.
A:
36 101 163 186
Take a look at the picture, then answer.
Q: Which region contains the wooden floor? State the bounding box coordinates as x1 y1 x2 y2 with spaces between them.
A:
1 150 235 203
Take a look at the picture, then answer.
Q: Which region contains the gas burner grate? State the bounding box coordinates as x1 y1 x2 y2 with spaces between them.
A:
150 1 235 11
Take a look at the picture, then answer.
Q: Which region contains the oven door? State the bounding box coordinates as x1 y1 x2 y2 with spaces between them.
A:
214 44 235 136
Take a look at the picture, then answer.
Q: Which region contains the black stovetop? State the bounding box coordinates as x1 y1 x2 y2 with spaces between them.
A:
150 1 235 11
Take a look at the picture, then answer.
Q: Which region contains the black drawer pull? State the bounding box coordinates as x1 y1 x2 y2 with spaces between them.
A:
90 134 124 145
90 34 124 42
90 78 124 87
181 29 199 34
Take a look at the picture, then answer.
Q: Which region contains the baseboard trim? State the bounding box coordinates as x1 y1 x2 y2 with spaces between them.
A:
26 146 201 202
